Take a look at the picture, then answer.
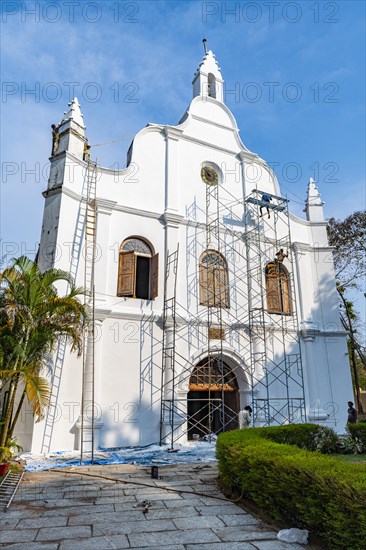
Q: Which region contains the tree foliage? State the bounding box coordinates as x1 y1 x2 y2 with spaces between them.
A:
327 210 366 289
0 256 87 460
328 211 366 412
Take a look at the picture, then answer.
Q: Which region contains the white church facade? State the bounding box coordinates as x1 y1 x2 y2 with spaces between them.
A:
23 50 352 453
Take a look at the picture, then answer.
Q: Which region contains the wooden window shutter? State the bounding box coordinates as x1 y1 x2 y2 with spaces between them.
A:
117 251 136 296
207 266 216 306
281 270 291 314
266 265 281 312
215 266 229 308
199 264 209 305
150 253 159 299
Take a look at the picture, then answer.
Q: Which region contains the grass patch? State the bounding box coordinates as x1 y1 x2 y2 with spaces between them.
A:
331 453 366 464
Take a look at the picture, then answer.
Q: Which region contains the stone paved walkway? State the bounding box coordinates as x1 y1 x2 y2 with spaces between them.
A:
0 463 308 549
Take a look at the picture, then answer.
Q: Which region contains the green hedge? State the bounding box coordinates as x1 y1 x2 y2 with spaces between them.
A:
216 425 366 549
347 423 366 453
258 423 340 453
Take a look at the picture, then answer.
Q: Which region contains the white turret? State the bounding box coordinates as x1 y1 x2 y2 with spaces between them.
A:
192 49 224 103
304 178 325 222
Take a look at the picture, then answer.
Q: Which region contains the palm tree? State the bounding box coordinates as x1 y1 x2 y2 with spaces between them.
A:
0 256 87 456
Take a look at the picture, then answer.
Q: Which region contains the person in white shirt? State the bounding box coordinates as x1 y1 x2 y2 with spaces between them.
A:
238 405 253 429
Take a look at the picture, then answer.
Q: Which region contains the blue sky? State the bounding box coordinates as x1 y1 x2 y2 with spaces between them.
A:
1 0 365 258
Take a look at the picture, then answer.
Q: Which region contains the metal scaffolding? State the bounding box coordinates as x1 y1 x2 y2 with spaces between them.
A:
160 178 306 446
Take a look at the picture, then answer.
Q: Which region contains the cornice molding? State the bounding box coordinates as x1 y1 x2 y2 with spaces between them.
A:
190 113 236 133
293 242 311 252
163 210 184 227
96 198 118 215
164 126 184 140
95 308 112 322
42 185 62 198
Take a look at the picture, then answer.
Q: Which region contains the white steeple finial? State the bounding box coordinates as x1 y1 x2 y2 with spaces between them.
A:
54 97 86 159
63 97 85 129
192 48 224 103
304 178 325 221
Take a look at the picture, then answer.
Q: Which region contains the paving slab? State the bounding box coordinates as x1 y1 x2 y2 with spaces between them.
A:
144 505 200 520
252 541 305 550
0 528 38 543
0 544 58 550
163 497 207 508
67 509 143 525
59 534 130 549
42 503 115 516
92 517 177 537
114 499 166 512
213 527 279 543
0 508 42 519
219 514 261 527
129 546 185 550
36 525 92 541
128 528 222 547
0 517 19 529
173 515 226 530
186 544 257 550
195 504 249 516
16 516 68 529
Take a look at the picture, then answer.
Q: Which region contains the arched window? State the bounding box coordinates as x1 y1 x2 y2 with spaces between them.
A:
199 250 229 308
117 237 158 300
265 262 291 314
189 357 238 392
207 73 216 98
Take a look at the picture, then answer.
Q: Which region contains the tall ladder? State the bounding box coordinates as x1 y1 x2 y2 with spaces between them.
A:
80 160 98 464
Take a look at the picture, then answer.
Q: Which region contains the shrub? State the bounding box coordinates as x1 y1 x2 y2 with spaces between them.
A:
347 423 366 453
337 434 362 454
216 426 366 549
258 423 340 454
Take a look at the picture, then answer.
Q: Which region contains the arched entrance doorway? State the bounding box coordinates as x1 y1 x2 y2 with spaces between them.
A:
187 356 239 439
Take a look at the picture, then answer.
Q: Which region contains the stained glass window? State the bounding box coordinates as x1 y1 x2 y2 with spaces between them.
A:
122 239 151 255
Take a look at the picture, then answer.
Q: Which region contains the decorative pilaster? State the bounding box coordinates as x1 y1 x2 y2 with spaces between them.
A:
300 321 329 421
94 198 117 296
76 318 105 451
251 322 267 427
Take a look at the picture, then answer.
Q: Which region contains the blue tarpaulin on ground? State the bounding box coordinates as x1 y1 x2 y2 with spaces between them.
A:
21 440 218 472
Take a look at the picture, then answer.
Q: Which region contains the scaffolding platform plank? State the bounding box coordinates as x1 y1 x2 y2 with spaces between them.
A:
250 189 289 202
246 197 286 211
